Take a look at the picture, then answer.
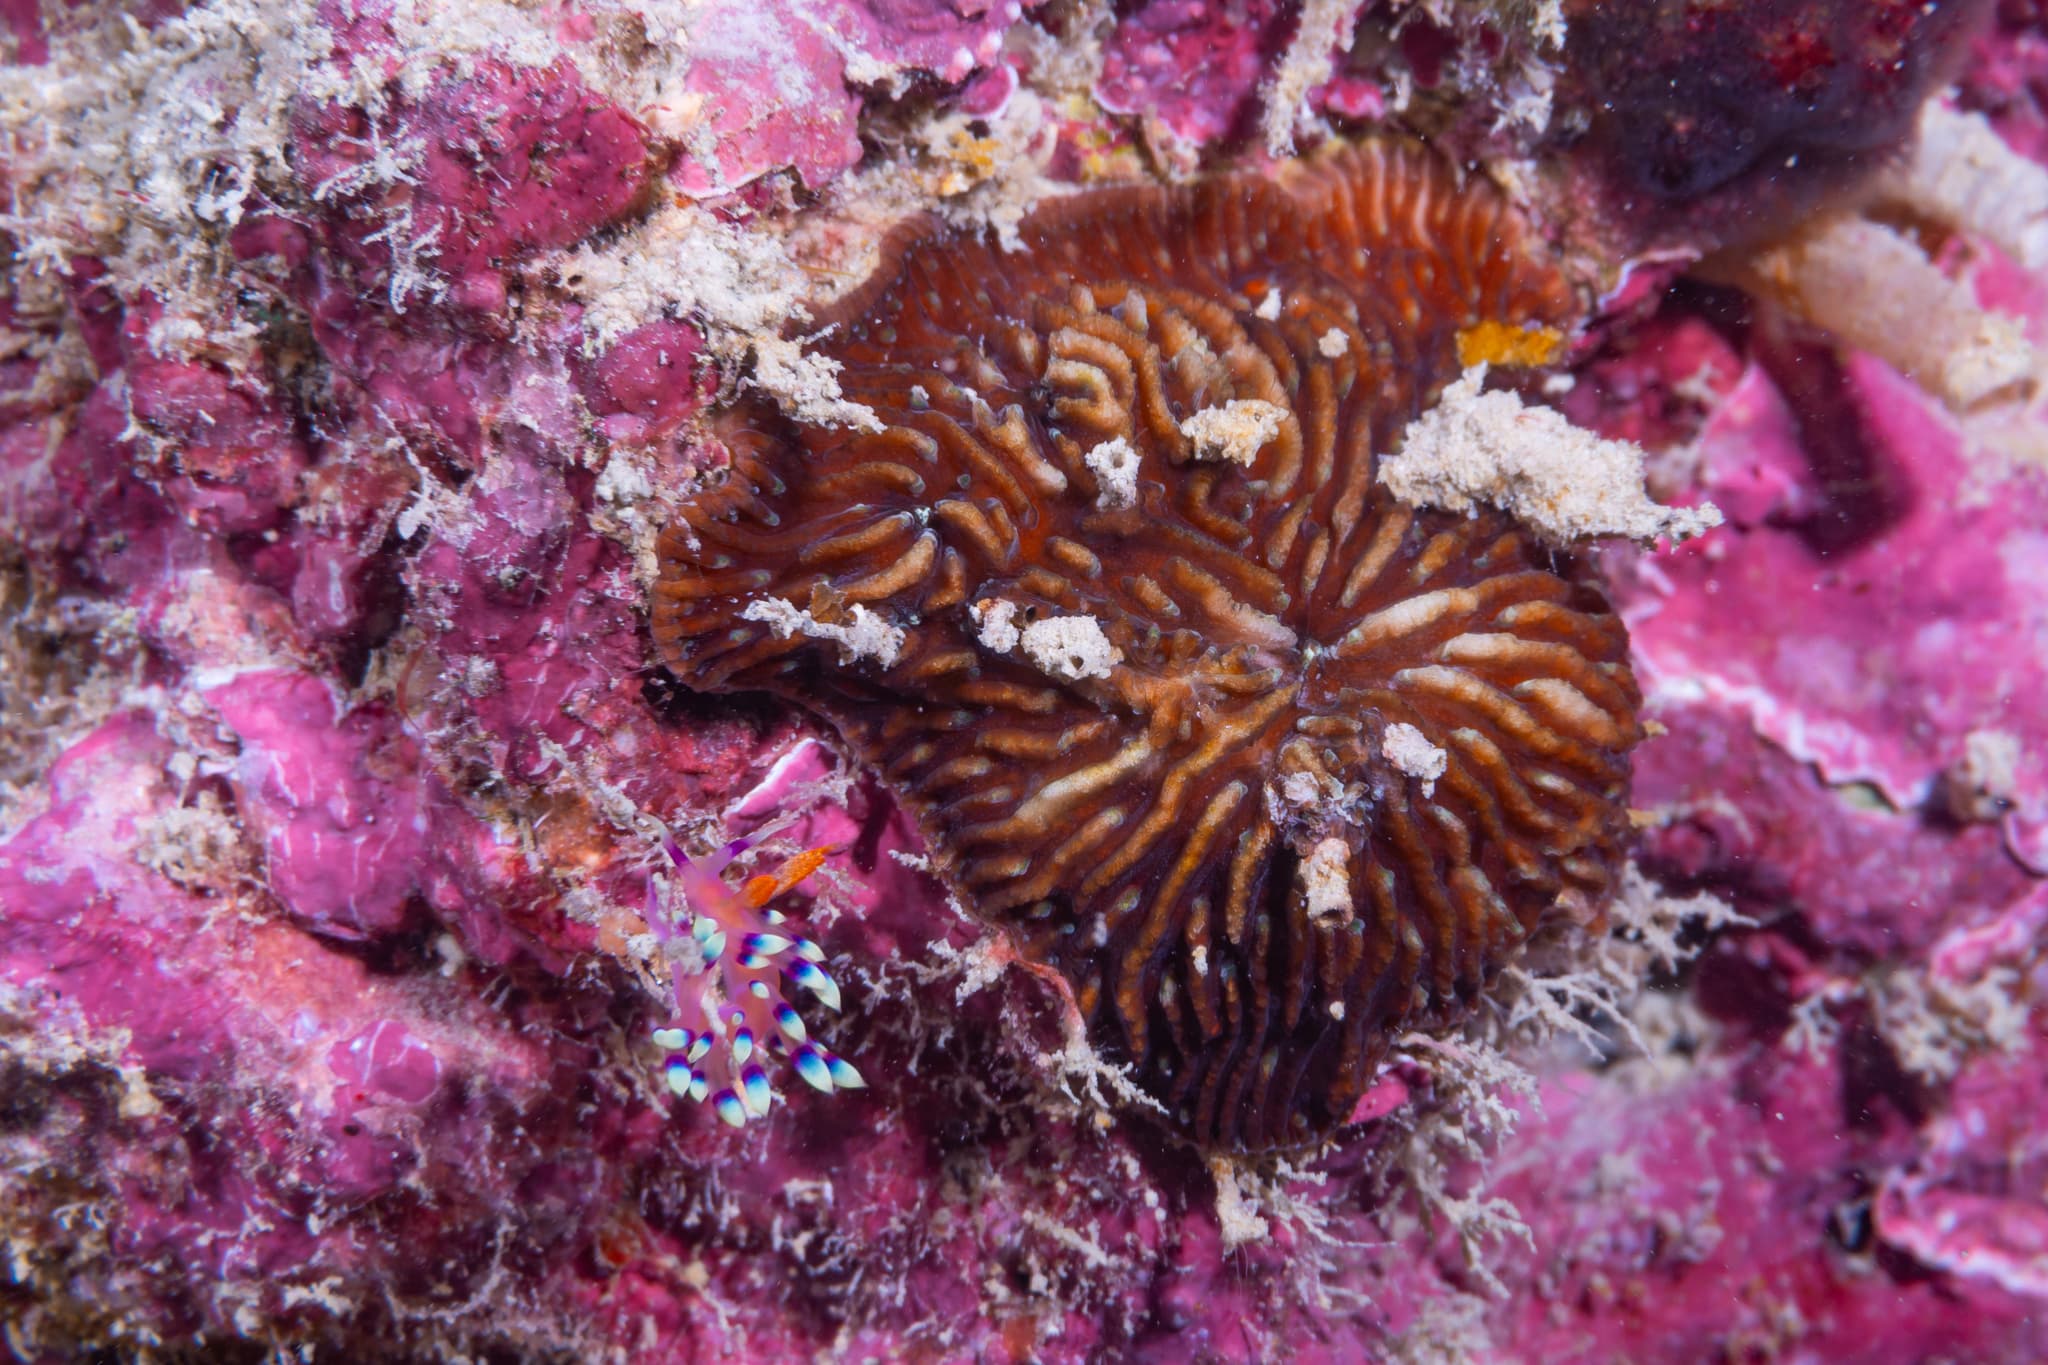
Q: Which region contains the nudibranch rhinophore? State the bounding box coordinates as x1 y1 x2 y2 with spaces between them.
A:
652 141 1644 1150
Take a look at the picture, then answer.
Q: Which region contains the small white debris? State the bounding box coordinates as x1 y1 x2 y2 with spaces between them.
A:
1317 328 1349 359
593 453 652 505
1961 729 2022 801
1301 836 1354 925
1382 366 1723 547
117 1064 163 1119
973 602 1123 683
1328 1000 1345 1021
145 312 208 359
1085 436 1141 510
1264 768 1365 832
1209 1157 1271 1249
970 597 1022 653
1381 722 1448 797
1278 771 1324 811
1254 288 1283 321
1944 728 2023 823
455 655 501 698
1180 399 1286 466
1019 615 1122 682
1020 1210 1119 1270
1941 313 2034 407
742 597 905 668
750 341 883 432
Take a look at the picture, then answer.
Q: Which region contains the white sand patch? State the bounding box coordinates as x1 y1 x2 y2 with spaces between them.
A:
1383 366 1722 547
1381 722 1447 797
742 598 903 667
1181 399 1286 466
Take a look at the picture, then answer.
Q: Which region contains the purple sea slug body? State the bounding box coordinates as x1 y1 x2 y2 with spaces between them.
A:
644 838 864 1127
653 141 1646 1149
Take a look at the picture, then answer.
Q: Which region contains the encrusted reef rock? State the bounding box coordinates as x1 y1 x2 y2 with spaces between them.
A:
3 1 2046 1361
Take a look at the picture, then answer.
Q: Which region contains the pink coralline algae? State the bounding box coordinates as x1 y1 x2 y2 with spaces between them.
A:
209 670 431 938
1613 342 2048 874
1095 0 1289 146
663 0 1033 194
288 46 662 312
4 1 2048 1362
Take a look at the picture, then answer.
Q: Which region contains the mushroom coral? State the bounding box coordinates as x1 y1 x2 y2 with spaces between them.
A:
652 141 1644 1150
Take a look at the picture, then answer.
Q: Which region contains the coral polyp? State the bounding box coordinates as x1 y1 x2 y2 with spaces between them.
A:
644 838 863 1127
654 141 1645 1149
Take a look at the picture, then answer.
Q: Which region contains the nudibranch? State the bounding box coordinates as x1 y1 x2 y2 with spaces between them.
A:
652 142 1643 1149
645 838 864 1127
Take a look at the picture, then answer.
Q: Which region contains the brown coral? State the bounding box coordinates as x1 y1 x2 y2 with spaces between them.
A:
652 142 1643 1149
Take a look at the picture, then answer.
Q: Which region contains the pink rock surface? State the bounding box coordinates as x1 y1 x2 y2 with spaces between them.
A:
1876 1038 2048 1302
667 0 1032 194
208 670 430 939
1092 0 1560 159
4 3 2047 1362
1095 0 1288 146
1614 349 2048 873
